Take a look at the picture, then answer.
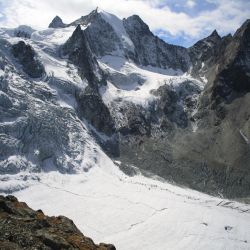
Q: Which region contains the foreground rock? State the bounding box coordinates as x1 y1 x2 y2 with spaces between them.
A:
0 195 116 250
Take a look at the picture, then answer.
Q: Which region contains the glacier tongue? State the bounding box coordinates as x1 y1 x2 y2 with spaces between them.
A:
7 159 250 250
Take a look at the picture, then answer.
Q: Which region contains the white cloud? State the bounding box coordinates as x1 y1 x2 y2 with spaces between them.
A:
186 0 196 8
0 0 249 46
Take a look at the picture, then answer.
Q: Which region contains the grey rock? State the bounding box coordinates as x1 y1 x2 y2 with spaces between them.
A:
11 41 45 78
188 30 223 78
68 8 99 26
76 86 116 136
0 91 12 108
61 25 102 87
0 195 116 250
48 16 66 28
112 19 250 198
211 19 250 103
123 15 191 72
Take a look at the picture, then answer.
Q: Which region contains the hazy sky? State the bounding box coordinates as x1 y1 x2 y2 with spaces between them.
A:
0 0 249 47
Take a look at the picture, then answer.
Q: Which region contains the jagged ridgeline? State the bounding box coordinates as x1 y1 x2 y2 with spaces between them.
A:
0 8 250 198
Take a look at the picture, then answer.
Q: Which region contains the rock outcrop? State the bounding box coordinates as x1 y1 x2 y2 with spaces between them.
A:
210 19 250 103
61 25 102 87
0 195 116 250
12 41 45 78
76 86 116 136
188 29 233 81
123 15 190 72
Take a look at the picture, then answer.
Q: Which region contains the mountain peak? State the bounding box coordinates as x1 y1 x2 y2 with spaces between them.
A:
75 24 82 32
125 15 145 26
48 15 66 28
69 9 100 26
234 19 250 39
124 15 151 35
210 29 221 39
242 19 250 28
68 24 84 45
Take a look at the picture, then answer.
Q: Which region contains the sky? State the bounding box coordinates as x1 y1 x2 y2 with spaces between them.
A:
0 0 249 47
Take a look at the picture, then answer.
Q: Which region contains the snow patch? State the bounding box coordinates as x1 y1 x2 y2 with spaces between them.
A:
31 26 77 48
0 68 4 77
99 55 203 107
239 130 249 144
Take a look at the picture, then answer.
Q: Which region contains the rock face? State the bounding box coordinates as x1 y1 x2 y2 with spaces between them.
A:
49 16 66 28
76 86 116 136
75 85 119 157
60 10 190 72
68 9 99 27
188 30 233 80
189 30 222 78
12 41 45 78
165 19 250 198
211 19 250 102
123 15 190 72
112 18 250 198
152 81 201 128
84 13 123 58
0 195 116 250
61 25 117 146
61 25 102 86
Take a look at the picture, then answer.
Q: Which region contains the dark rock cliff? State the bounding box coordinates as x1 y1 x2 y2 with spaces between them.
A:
123 15 190 72
0 195 116 250
12 41 45 78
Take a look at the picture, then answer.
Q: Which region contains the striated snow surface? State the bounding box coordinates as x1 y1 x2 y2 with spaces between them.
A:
1 153 249 250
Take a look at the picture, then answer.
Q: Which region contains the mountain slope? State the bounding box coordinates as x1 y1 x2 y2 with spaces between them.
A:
0 10 250 197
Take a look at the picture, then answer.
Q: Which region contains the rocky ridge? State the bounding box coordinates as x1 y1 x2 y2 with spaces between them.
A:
0 195 115 250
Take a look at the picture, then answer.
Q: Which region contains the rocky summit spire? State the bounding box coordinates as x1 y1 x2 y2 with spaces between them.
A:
48 15 66 28
210 29 220 39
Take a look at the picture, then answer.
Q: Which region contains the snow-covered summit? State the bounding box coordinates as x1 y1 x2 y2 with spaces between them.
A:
47 9 190 71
